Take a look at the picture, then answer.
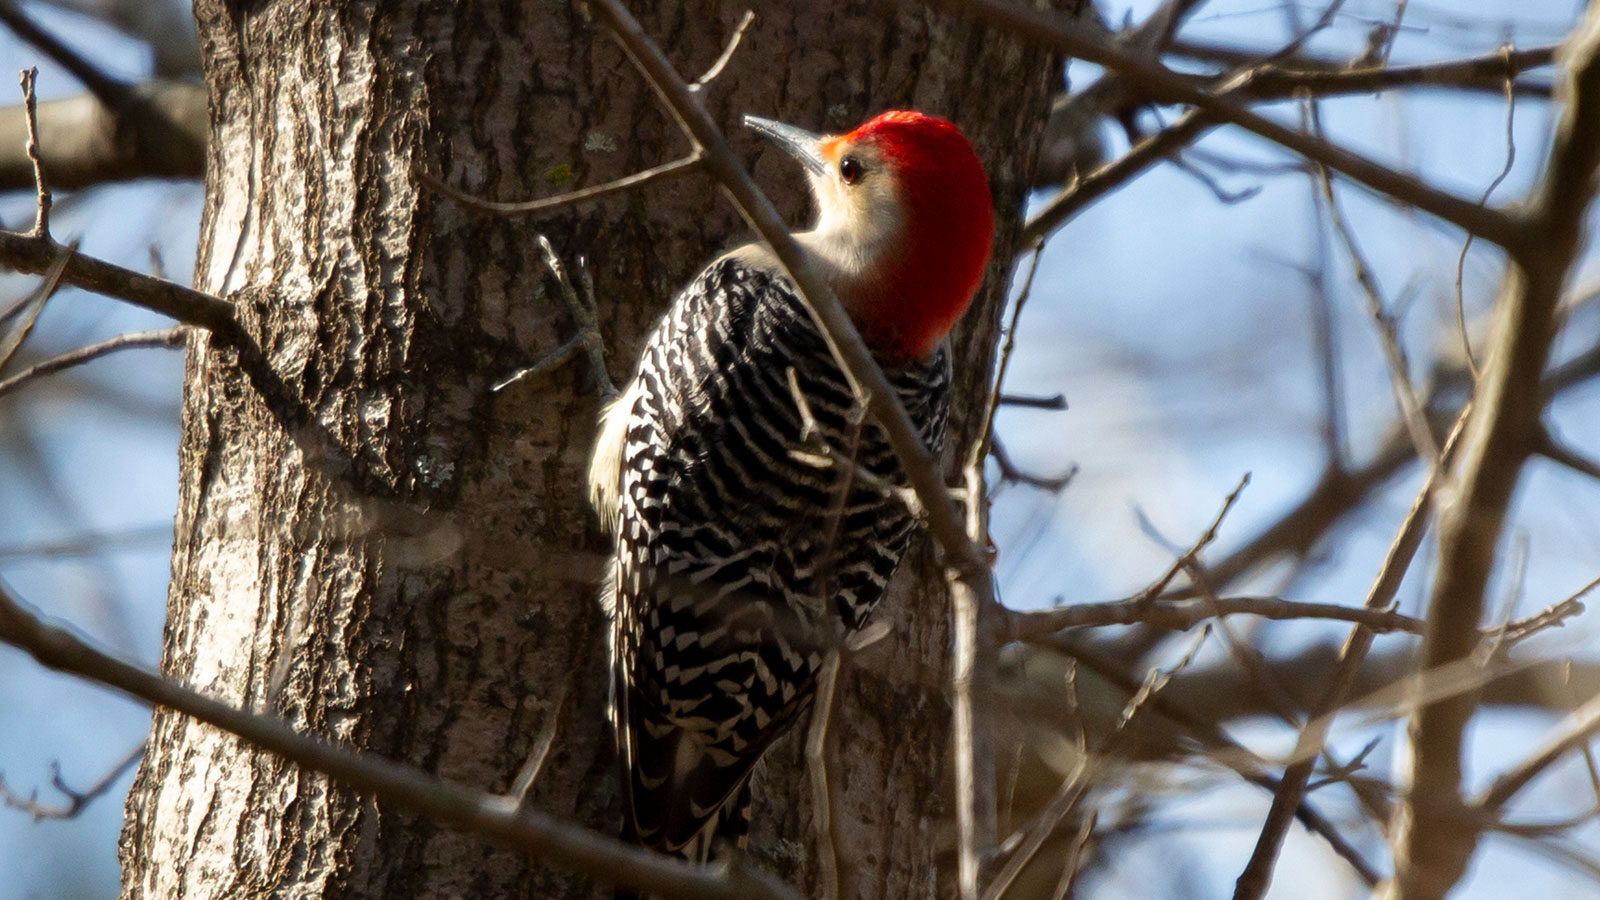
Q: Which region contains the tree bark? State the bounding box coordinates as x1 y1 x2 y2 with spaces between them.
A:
118 2 1060 897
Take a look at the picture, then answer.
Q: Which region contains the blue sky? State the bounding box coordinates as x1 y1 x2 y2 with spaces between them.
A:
1 1 1597 897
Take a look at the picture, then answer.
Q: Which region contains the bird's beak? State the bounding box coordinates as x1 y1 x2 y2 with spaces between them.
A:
743 114 828 176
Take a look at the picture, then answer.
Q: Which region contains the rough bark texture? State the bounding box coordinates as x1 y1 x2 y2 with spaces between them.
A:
118 2 1060 897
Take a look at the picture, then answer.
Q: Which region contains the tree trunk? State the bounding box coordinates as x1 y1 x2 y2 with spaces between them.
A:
118 2 1060 897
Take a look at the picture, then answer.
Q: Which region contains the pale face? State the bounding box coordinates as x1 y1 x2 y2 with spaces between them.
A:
800 137 906 295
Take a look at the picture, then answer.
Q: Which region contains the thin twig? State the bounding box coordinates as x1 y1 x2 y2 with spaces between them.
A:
974 246 1076 492
1308 102 1437 464
990 437 1077 491
0 327 185 400
1533 426 1600 485
1267 0 1348 66
510 684 568 806
1048 812 1097 900
982 747 1092 900
983 630 1210 900
971 241 1045 473
950 459 998 900
786 368 921 511
1487 594 1589 647
19 67 49 237
690 10 755 91
1024 107 1211 244
0 524 171 560
805 650 851 900
0 73 228 331
1453 45 1520 381
1476 689 1600 814
1182 329 1600 600
1298 243 1349 467
417 152 705 217
1024 39 1559 244
998 392 1066 410
1169 154 1263 204
1131 474 1251 607
0 741 142 822
1183 554 1305 728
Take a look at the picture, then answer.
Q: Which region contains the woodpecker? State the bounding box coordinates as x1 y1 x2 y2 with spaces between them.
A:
589 110 994 862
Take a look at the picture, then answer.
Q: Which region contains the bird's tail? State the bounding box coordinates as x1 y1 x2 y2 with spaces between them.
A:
614 780 753 900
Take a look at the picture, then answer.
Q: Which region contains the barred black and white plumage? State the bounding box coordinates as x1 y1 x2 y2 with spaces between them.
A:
591 252 949 857
587 109 993 871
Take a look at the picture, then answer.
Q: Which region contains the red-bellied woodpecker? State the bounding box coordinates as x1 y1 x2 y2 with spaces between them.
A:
589 110 994 862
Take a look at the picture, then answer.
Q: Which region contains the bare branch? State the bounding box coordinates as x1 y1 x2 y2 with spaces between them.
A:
998 392 1065 410
0 524 170 560
1171 41 1559 101
0 581 799 900
972 241 1045 473
927 0 1526 250
1391 10 1600 897
805 651 851 900
1309 103 1438 463
1040 635 1383 884
1297 246 1349 467
1234 413 1467 900
509 685 567 807
987 627 1215 900
1025 34 1558 239
1177 331 1600 600
1012 594 1425 639
0 7 203 185
1023 107 1210 244
975 248 1077 489
0 230 237 337
950 459 999 900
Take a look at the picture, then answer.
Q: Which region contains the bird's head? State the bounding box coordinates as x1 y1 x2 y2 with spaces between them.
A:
745 110 994 362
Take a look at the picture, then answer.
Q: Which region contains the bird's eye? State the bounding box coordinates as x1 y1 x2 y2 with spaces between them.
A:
839 156 863 185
